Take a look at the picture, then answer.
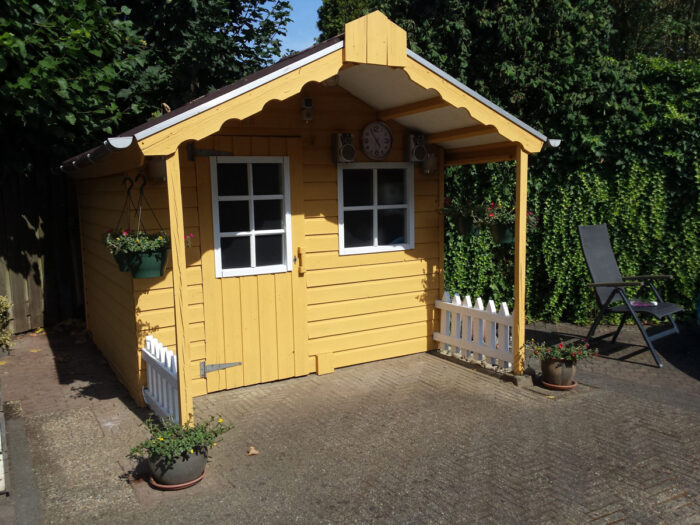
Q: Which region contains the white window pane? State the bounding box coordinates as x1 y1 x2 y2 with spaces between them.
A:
219 201 249 232
377 169 405 205
378 209 406 245
217 163 248 196
255 235 284 266
252 163 282 195
253 199 283 230
344 210 373 247
343 169 373 206
221 237 251 268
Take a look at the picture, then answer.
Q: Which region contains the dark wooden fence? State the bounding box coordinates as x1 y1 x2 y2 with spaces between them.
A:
0 168 83 334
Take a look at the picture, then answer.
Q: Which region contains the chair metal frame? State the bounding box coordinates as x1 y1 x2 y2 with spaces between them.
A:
578 225 682 367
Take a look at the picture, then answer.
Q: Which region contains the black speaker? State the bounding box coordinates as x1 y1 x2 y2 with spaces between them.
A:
405 133 428 162
332 133 355 163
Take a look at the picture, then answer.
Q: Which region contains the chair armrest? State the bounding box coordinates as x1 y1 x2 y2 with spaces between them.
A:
623 275 673 281
587 281 644 288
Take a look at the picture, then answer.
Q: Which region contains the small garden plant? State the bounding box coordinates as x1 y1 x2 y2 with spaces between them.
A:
0 296 12 349
129 415 232 464
104 229 170 255
525 338 598 363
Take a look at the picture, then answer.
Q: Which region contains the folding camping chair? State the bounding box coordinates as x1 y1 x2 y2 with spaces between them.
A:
578 224 683 367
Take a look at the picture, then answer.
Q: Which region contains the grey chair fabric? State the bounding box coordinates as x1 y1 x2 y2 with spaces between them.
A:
578 224 683 367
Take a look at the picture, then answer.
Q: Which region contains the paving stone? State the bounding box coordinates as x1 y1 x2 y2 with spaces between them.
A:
0 322 697 523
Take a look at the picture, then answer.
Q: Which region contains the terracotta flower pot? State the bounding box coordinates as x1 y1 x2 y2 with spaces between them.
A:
540 358 577 387
148 447 207 487
129 249 169 278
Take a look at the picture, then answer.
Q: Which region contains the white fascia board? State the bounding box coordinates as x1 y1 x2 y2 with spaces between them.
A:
127 41 345 143
406 49 548 143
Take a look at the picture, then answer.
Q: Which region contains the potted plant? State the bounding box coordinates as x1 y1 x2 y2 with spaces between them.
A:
442 197 479 235
525 339 597 390
129 415 232 490
0 296 12 352
104 229 171 278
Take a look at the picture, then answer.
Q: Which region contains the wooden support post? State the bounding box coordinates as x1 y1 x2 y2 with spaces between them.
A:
165 149 194 424
513 145 528 375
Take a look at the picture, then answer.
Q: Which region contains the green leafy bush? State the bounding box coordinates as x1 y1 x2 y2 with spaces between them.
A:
0 296 12 349
129 416 232 464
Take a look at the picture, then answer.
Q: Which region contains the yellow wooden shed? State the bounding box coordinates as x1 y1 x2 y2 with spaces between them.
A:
61 12 555 423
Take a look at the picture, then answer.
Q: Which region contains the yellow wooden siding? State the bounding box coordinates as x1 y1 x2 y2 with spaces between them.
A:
212 85 443 378
187 135 304 397
77 173 143 404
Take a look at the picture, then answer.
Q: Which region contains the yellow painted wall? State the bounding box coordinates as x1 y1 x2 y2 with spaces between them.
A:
78 82 443 404
183 82 443 395
76 173 142 404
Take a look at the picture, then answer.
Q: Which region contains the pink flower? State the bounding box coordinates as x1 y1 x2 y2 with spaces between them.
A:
489 213 494 218
189 233 194 238
122 231 128 236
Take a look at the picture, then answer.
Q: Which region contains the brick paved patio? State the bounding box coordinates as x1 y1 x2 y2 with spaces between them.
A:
0 322 698 524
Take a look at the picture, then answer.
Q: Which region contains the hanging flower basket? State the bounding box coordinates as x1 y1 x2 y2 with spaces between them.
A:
129 248 170 278
112 252 135 272
490 223 515 244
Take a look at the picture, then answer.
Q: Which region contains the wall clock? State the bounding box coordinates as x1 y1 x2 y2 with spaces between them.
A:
361 121 393 160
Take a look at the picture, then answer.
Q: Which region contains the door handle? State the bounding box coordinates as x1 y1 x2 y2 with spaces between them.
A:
297 247 305 275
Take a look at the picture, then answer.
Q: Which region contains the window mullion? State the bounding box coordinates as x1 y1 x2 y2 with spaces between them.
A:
373 168 378 247
247 163 256 267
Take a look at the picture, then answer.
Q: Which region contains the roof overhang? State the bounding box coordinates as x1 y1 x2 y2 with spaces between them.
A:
62 11 557 176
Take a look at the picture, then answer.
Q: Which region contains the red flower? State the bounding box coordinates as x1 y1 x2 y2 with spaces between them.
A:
489 213 494 217
490 202 495 208
558 343 563 349
594 353 598 357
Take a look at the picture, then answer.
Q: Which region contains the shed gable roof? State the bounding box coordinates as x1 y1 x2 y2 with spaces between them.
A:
62 11 552 174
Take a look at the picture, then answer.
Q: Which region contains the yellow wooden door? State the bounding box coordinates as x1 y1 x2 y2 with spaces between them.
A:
195 136 307 393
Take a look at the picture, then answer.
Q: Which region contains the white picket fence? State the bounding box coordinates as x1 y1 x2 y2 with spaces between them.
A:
433 292 513 370
141 335 180 423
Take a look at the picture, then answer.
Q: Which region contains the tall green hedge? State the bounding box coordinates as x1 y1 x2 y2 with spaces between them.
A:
445 57 700 323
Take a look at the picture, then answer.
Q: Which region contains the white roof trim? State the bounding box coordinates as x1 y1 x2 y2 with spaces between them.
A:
106 137 135 149
130 40 345 142
406 49 548 143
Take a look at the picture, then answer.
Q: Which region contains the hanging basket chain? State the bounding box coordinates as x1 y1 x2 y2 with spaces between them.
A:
113 177 139 233
133 173 166 235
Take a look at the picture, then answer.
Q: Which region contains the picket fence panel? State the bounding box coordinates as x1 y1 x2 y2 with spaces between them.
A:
433 292 513 369
141 335 180 423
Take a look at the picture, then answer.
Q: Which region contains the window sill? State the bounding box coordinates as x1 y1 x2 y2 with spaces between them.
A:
217 263 291 278
339 243 414 256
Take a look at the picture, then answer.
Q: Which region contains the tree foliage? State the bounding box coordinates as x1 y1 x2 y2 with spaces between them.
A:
318 0 700 322
0 0 291 325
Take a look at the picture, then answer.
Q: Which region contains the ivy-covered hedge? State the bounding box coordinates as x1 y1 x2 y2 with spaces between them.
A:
445 57 700 323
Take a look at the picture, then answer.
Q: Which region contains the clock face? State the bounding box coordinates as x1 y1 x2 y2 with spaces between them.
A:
361 121 393 160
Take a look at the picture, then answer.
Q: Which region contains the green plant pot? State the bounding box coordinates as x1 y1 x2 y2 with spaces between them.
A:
457 216 479 236
540 358 577 386
490 223 514 244
112 252 134 272
129 249 169 278
148 447 207 486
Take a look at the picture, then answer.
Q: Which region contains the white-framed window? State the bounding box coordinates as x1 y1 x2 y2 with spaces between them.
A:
338 162 414 255
210 156 292 278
